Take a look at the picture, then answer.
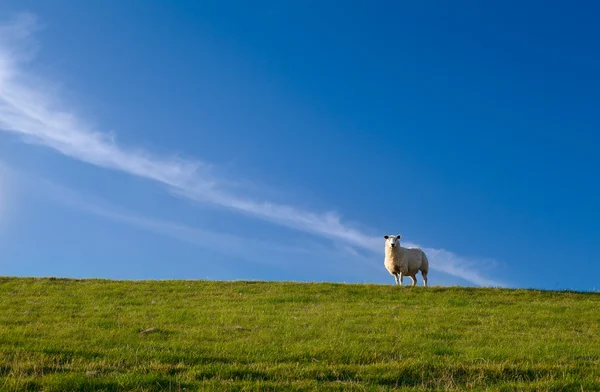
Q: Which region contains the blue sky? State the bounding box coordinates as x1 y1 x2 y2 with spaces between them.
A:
0 1 598 290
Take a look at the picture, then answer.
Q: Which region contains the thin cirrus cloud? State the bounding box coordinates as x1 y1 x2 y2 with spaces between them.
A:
0 13 506 287
8 171 384 281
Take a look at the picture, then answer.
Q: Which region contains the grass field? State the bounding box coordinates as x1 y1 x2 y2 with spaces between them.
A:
0 277 598 391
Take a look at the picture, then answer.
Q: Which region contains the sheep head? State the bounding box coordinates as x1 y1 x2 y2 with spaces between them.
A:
383 234 402 249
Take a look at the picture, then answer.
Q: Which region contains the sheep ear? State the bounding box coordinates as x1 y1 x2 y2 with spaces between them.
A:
383 235 389 239
396 234 402 239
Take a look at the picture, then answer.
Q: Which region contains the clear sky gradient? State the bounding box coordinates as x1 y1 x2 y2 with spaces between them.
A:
0 1 598 290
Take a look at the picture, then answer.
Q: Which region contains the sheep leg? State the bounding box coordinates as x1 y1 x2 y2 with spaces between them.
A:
410 275 417 286
394 274 399 286
422 272 428 287
399 273 403 286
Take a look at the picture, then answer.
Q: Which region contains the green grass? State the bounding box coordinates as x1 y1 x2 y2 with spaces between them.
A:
0 277 598 391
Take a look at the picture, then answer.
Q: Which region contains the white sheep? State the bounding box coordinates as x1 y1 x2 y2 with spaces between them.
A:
383 234 429 286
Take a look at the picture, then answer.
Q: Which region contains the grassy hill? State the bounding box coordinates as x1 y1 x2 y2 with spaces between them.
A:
0 277 598 391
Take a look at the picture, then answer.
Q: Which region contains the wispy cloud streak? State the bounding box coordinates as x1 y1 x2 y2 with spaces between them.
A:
0 14 505 287
0 13 378 249
39 178 308 261
13 174 382 280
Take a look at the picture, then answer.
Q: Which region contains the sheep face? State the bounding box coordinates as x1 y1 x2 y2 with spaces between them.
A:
383 234 402 249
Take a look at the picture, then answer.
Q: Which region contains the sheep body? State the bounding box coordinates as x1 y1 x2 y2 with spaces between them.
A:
383 235 429 286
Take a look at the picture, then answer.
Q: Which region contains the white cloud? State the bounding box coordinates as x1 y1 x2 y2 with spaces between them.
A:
0 13 506 287
0 13 378 250
15 176 385 281
40 178 308 260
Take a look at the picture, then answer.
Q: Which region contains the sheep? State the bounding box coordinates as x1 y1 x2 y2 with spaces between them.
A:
383 234 429 286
